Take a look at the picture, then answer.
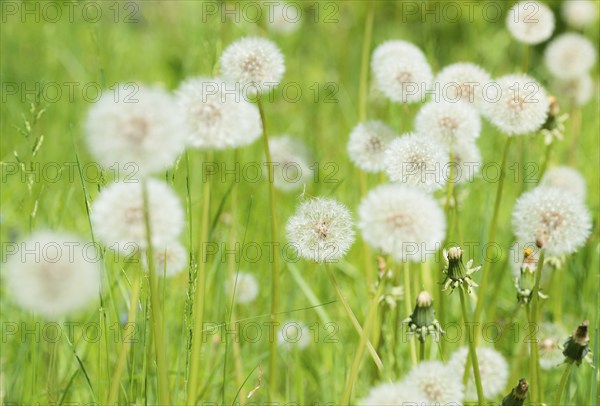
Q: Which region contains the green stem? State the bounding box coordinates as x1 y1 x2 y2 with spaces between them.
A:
419 341 426 362
341 276 386 404
257 96 282 400
142 182 171 405
325 264 383 371
107 269 141 405
538 142 553 180
554 362 574 406
459 288 485 405
529 249 546 404
403 262 417 366
187 150 213 404
473 136 514 337
522 44 530 73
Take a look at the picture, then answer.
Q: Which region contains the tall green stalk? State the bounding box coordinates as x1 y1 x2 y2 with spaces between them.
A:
257 96 282 400
188 150 213 404
142 182 171 405
554 362 574 406
528 249 546 404
459 288 485 405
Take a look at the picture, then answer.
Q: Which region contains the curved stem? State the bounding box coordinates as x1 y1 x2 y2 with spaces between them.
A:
257 96 282 400
459 289 485 405
554 362 574 406
142 181 171 405
188 150 213 404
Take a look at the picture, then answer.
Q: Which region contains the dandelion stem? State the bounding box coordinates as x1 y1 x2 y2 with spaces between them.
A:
107 269 141 405
341 274 386 405
188 150 213 404
403 262 417 366
522 44 530 73
257 95 283 400
458 288 485 405
473 136 513 336
529 248 546 404
554 362 574 406
325 263 383 371
142 181 171 405
419 341 426 362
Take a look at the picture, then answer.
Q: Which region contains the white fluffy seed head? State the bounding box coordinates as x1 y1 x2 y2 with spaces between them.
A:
372 40 433 104
449 346 509 400
512 186 592 256
538 322 568 370
384 133 450 192
562 0 598 29
360 382 428 405
267 135 313 192
277 321 311 350
544 33 597 79
226 272 259 304
3 231 101 318
483 74 550 135
434 62 492 110
358 184 446 263
347 121 397 173
451 139 482 184
153 242 187 278
85 84 186 178
220 37 285 94
266 2 301 34
176 77 262 149
415 101 481 149
286 198 355 263
554 73 594 106
506 1 555 44
91 179 185 254
403 361 465 405
540 166 587 200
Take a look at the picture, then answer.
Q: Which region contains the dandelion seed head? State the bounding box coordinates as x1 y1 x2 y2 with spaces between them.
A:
562 0 598 29
266 2 301 34
347 121 397 173
540 166 587 200
152 242 187 278
449 346 509 400
404 361 464 405
176 77 262 149
4 231 101 318
483 74 549 135
358 184 446 262
512 186 591 256
286 198 355 263
554 73 594 106
545 33 597 79
415 101 481 148
91 180 185 253
435 62 491 109
507 1 555 44
220 37 285 94
85 84 186 178
384 133 449 192
277 321 311 350
268 135 313 192
451 139 482 184
226 272 259 304
538 322 568 370
360 382 428 406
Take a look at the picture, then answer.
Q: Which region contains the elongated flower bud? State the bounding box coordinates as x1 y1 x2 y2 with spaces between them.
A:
442 246 481 293
403 291 444 342
562 320 591 365
501 379 529 406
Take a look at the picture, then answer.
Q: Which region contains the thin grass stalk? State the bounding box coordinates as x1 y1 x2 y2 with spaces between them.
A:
142 181 171 405
459 288 485 405
187 150 213 404
554 362 574 406
528 249 546 404
403 262 417 366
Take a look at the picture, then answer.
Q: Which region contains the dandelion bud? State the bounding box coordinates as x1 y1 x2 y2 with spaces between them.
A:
501 378 529 406
540 95 568 145
442 246 481 293
562 320 591 365
403 291 444 342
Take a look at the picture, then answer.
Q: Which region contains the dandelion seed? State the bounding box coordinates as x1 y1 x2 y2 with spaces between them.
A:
384 133 449 192
360 382 428 406
562 0 598 29
358 184 446 262
85 84 186 178
91 179 185 253
483 74 550 135
347 121 397 173
4 231 101 318
371 40 433 104
225 272 259 304
540 166 587 200
449 346 509 400
220 37 285 94
512 186 592 256
286 198 355 263
415 100 481 149
544 33 597 79
267 135 313 192
434 62 491 109
506 1 555 45
403 361 465 405
176 77 262 149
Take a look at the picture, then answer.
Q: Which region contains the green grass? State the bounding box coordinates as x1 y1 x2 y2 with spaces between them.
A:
1 1 598 405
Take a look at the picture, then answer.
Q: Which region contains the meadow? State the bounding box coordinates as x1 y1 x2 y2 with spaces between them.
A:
0 1 598 405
